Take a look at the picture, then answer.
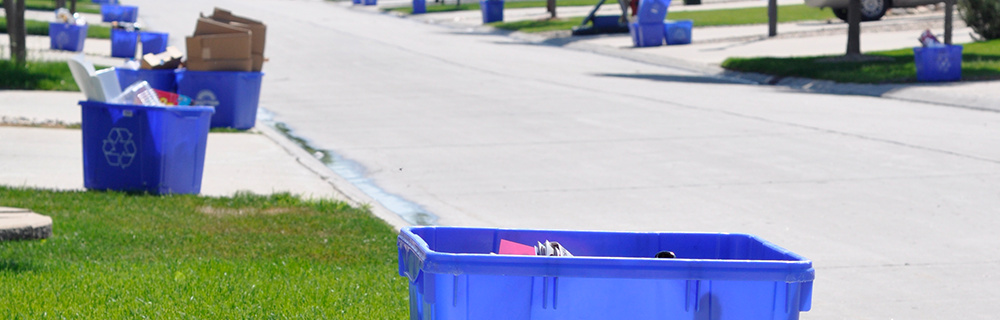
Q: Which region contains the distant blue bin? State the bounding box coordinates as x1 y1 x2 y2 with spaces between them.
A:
176 70 264 130
636 0 670 23
101 5 138 23
80 101 214 195
92 0 118 4
49 23 87 52
139 32 169 56
664 20 692 45
592 15 621 28
115 68 177 93
629 22 663 47
413 0 426 14
914 45 962 82
111 29 139 58
480 0 504 23
399 227 815 320
352 0 362 4
364 0 377 5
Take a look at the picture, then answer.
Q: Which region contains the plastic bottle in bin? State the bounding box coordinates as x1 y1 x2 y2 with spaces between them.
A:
111 81 163 106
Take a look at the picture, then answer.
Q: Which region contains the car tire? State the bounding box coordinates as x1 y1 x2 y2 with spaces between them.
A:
833 0 889 22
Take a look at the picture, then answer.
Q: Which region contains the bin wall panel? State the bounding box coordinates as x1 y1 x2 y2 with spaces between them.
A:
115 68 177 93
101 5 138 22
49 23 87 52
629 22 664 47
665 20 693 45
80 102 213 194
480 0 504 23
176 70 263 130
140 32 169 55
636 0 671 23
914 45 962 82
399 227 814 320
111 29 138 58
413 0 426 14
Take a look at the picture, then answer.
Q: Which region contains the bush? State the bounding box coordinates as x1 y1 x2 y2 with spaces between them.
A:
959 0 1000 40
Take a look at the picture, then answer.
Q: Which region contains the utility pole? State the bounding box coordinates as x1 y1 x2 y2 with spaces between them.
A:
846 0 861 55
768 0 777 37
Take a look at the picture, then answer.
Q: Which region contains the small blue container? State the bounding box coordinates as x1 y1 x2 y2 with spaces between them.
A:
80 101 214 195
176 70 264 130
115 68 177 93
592 15 621 28
413 0 427 14
399 227 815 320
49 23 87 52
101 5 138 23
480 0 504 23
110 29 139 58
636 0 670 23
139 32 169 56
352 0 362 4
629 22 664 47
914 45 962 82
664 20 692 45
364 0 377 5
91 0 118 4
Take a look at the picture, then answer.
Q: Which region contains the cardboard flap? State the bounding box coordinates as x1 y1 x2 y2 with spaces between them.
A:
210 7 266 54
194 17 251 36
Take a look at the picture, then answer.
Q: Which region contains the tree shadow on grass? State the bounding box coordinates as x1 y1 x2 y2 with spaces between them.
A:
0 259 36 274
0 60 63 90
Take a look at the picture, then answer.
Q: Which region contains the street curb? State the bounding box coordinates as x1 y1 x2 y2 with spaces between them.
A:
0 207 53 241
254 121 411 231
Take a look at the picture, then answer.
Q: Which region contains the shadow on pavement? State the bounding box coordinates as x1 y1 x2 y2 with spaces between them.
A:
595 73 748 85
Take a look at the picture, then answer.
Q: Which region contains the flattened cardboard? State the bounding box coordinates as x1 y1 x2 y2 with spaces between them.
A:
210 7 266 71
140 46 183 70
185 33 252 72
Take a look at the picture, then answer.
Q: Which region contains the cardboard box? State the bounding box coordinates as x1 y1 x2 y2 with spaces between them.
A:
141 46 183 70
210 8 266 71
185 18 252 72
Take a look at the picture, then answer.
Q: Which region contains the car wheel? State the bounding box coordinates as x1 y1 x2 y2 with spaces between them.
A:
832 0 889 22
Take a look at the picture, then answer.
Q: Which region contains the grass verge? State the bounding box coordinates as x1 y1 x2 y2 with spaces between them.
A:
0 187 408 318
0 0 102 14
0 59 80 91
1 17 112 39
489 4 834 33
721 39 1000 83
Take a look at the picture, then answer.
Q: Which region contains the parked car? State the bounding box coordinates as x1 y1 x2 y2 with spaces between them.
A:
805 0 943 22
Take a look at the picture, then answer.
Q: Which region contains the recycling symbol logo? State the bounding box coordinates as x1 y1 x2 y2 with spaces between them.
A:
672 28 688 42
936 54 951 72
194 90 220 107
102 128 137 168
55 31 70 49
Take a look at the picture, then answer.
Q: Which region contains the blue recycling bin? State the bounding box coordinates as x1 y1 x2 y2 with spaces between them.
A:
49 23 87 52
413 0 426 14
636 0 670 23
139 32 169 56
115 68 177 93
629 22 663 47
664 20 692 45
110 29 139 58
364 0 377 5
92 0 118 4
480 0 504 23
80 101 214 195
101 5 138 23
176 70 264 130
352 0 362 4
399 227 815 320
914 45 962 82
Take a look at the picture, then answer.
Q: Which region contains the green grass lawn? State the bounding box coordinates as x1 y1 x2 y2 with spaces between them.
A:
1 17 112 39
0 187 408 318
0 60 81 91
489 4 834 33
0 0 102 14
722 39 1000 83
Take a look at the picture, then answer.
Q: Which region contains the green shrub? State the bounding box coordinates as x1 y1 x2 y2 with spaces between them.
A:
959 0 1000 40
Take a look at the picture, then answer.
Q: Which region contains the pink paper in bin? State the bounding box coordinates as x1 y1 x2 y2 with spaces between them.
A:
498 239 535 255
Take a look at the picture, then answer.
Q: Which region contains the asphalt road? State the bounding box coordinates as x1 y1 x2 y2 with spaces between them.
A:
130 0 1000 318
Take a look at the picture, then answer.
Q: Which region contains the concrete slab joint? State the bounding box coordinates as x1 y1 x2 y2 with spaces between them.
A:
0 207 53 241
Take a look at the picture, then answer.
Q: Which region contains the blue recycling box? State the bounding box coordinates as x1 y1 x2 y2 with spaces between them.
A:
665 20 692 45
101 5 138 23
176 70 264 130
636 0 670 23
352 0 362 4
399 227 815 320
413 0 427 14
481 0 504 23
364 0 377 5
629 22 664 47
140 31 169 56
92 0 118 4
49 23 87 52
115 68 178 93
914 45 962 82
111 29 138 58
80 101 214 195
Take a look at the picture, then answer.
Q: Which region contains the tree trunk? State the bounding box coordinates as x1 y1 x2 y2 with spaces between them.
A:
547 0 557 18
56 0 67 9
846 0 861 55
4 0 27 65
71 0 77 14
768 0 777 37
944 0 953 45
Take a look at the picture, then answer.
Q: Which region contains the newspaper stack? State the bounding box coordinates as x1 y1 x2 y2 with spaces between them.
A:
536 240 573 257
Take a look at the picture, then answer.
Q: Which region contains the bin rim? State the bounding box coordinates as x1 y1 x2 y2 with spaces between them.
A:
399 226 815 283
79 100 215 114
